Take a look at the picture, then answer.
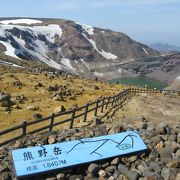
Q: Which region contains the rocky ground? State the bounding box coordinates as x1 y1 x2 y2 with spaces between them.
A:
0 93 179 180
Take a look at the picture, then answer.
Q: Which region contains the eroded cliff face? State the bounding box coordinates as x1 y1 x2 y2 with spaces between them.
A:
0 18 160 73
91 53 180 84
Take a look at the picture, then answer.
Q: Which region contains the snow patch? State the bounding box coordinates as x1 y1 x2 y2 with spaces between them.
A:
93 71 105 77
25 40 63 70
0 29 5 37
175 76 180 81
76 23 117 59
74 59 84 63
80 59 85 63
72 58 90 69
0 41 20 59
0 24 62 43
32 24 62 43
83 34 117 60
76 22 94 35
0 60 24 68
0 19 42 25
143 48 149 55
100 50 118 60
80 59 90 68
61 58 75 71
161 53 165 57
118 68 122 73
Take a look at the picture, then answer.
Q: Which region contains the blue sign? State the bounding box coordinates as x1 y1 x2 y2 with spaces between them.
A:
12 131 147 178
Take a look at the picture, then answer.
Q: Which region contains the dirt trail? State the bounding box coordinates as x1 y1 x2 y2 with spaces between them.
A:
104 93 180 129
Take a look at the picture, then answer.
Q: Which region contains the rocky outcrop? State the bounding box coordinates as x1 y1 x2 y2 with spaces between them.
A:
95 53 180 83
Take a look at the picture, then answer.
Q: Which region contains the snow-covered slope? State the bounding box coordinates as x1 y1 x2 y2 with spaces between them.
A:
175 76 180 81
142 48 149 55
75 22 117 59
0 22 63 69
0 60 24 68
0 18 160 72
75 22 94 35
0 19 42 25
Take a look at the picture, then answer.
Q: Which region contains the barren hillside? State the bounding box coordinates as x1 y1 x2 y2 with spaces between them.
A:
0 68 124 131
104 93 180 129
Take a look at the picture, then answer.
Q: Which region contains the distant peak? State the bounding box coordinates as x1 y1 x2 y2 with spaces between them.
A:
149 42 180 52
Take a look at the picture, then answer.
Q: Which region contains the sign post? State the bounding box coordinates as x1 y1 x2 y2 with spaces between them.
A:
12 131 147 178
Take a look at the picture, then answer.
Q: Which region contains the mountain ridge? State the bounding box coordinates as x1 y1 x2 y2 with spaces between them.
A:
149 43 180 52
0 18 160 74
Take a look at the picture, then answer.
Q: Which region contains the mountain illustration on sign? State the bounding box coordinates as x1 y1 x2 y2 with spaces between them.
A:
66 133 137 157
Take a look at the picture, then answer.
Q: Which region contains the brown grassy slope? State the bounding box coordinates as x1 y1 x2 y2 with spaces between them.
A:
0 70 125 131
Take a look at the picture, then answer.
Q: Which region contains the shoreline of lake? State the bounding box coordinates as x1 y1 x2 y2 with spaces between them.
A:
109 76 168 89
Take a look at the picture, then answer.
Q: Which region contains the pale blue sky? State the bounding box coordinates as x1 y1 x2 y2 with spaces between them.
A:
0 0 180 46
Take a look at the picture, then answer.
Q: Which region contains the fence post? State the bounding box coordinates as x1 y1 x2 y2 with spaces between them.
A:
112 96 115 106
69 108 76 129
116 95 119 104
94 100 99 116
131 88 133 94
101 97 105 113
114 95 117 105
49 113 55 132
118 93 121 102
83 103 89 122
22 121 27 136
116 94 119 102
106 96 110 109
127 89 129 96
129 88 132 94
126 90 128 98
124 90 127 100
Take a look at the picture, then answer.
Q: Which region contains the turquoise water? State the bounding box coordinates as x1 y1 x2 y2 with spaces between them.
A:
109 77 168 89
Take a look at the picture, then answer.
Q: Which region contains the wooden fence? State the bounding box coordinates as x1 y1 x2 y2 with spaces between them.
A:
130 88 180 95
0 89 131 147
0 88 179 147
